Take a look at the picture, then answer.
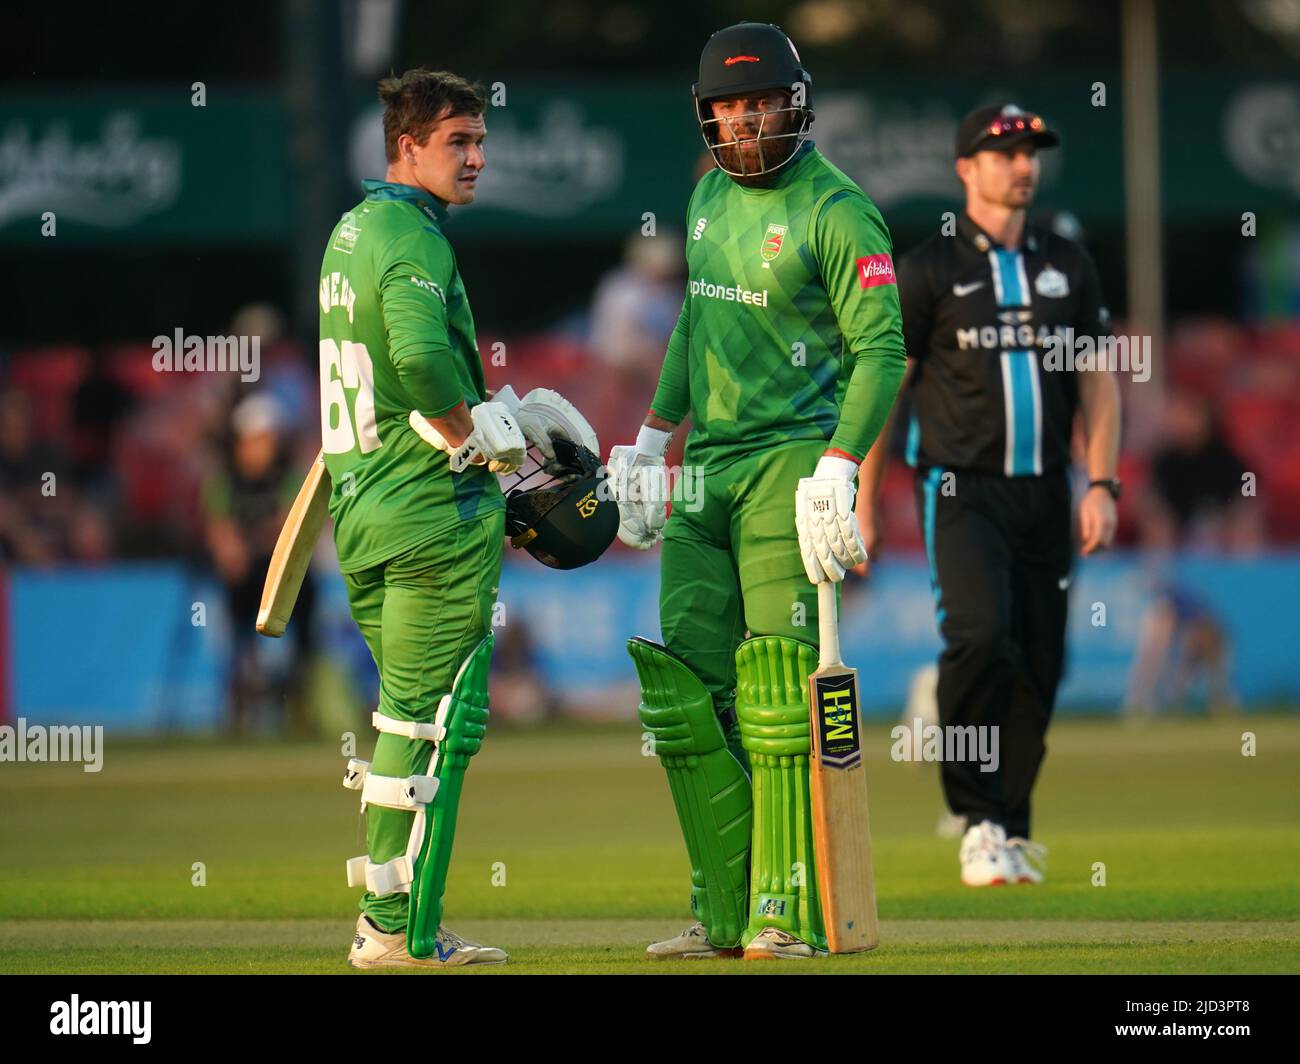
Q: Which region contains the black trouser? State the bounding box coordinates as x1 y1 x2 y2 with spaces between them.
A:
914 466 1073 839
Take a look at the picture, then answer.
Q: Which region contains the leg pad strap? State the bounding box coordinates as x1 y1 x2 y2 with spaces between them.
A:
346 854 414 894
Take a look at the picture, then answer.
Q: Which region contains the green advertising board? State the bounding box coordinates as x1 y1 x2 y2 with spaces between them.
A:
346 73 1300 239
3 74 1296 247
0 90 290 245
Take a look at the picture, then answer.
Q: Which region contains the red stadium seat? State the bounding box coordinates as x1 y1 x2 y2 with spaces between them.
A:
1223 393 1297 469
7 346 88 439
105 343 175 396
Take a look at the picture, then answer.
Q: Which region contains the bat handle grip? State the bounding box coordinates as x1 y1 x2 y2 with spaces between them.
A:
817 581 839 669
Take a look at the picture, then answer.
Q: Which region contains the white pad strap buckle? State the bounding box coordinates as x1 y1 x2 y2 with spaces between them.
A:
372 712 445 743
342 758 369 790
360 772 439 811
345 854 414 894
346 692 461 900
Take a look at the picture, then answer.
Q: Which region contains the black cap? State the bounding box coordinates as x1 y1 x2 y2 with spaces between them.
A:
694 22 810 103
956 103 1060 158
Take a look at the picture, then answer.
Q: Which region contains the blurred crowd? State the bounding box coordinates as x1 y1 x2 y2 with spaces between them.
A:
6 253 1298 575
0 304 319 567
3 246 1298 729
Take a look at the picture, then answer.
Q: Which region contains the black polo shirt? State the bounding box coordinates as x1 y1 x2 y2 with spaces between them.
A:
897 213 1108 477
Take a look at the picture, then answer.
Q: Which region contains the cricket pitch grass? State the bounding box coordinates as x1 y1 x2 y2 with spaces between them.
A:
2 715 1297 974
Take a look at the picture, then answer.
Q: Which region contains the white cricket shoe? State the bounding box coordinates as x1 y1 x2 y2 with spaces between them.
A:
1005 837 1048 884
645 922 742 960
347 914 508 969
742 927 827 960
959 819 1014 887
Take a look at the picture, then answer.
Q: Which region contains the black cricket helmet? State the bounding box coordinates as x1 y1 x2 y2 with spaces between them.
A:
504 438 618 570
693 21 814 178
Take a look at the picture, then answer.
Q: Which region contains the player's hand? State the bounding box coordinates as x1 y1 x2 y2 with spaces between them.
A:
1079 485 1117 555
408 401 527 474
606 433 670 550
796 455 868 584
494 385 599 473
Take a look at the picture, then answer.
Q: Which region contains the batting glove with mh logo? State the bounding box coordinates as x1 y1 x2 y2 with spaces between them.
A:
795 454 868 584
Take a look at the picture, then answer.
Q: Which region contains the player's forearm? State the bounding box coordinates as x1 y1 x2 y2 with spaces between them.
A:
1079 369 1121 479
648 360 687 426
827 347 907 464
394 344 465 419
427 400 473 447
857 356 913 501
648 300 691 425
857 411 893 503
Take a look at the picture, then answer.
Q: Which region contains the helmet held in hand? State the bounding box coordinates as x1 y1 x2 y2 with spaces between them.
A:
504 438 619 570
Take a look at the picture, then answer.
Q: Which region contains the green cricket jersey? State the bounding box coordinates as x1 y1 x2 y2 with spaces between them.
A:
318 179 502 573
651 145 907 470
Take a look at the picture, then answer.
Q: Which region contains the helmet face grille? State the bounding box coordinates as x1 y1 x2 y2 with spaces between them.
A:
504 486 564 539
697 105 813 178
503 442 618 569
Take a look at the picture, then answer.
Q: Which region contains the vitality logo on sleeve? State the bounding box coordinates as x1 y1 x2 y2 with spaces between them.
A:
856 253 896 289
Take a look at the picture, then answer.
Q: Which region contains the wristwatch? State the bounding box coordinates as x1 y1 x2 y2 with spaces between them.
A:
1089 477 1122 501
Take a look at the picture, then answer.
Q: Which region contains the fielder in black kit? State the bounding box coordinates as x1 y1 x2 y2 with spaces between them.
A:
858 104 1123 887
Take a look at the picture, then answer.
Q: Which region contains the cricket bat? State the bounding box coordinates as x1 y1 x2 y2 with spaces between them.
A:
256 450 330 637
809 580 879 953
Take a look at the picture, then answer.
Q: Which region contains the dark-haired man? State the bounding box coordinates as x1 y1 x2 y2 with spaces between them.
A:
320 69 594 969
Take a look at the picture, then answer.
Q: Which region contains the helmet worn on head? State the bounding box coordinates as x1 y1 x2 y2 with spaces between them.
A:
504 438 618 570
693 22 814 178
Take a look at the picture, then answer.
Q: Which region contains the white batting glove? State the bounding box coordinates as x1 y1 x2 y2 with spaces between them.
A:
494 385 599 472
606 425 671 550
795 454 868 584
408 401 527 474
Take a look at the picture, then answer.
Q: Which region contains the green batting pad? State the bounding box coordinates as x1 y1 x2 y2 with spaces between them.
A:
406 633 493 959
735 635 827 951
628 637 752 948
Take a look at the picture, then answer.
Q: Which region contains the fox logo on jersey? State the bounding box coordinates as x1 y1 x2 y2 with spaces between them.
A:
761 223 787 263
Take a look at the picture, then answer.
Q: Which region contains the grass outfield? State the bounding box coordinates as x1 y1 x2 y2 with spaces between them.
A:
1 715 1297 974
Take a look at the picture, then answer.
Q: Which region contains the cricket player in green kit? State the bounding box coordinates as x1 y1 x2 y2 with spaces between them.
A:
322 70 597 969
610 24 906 959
